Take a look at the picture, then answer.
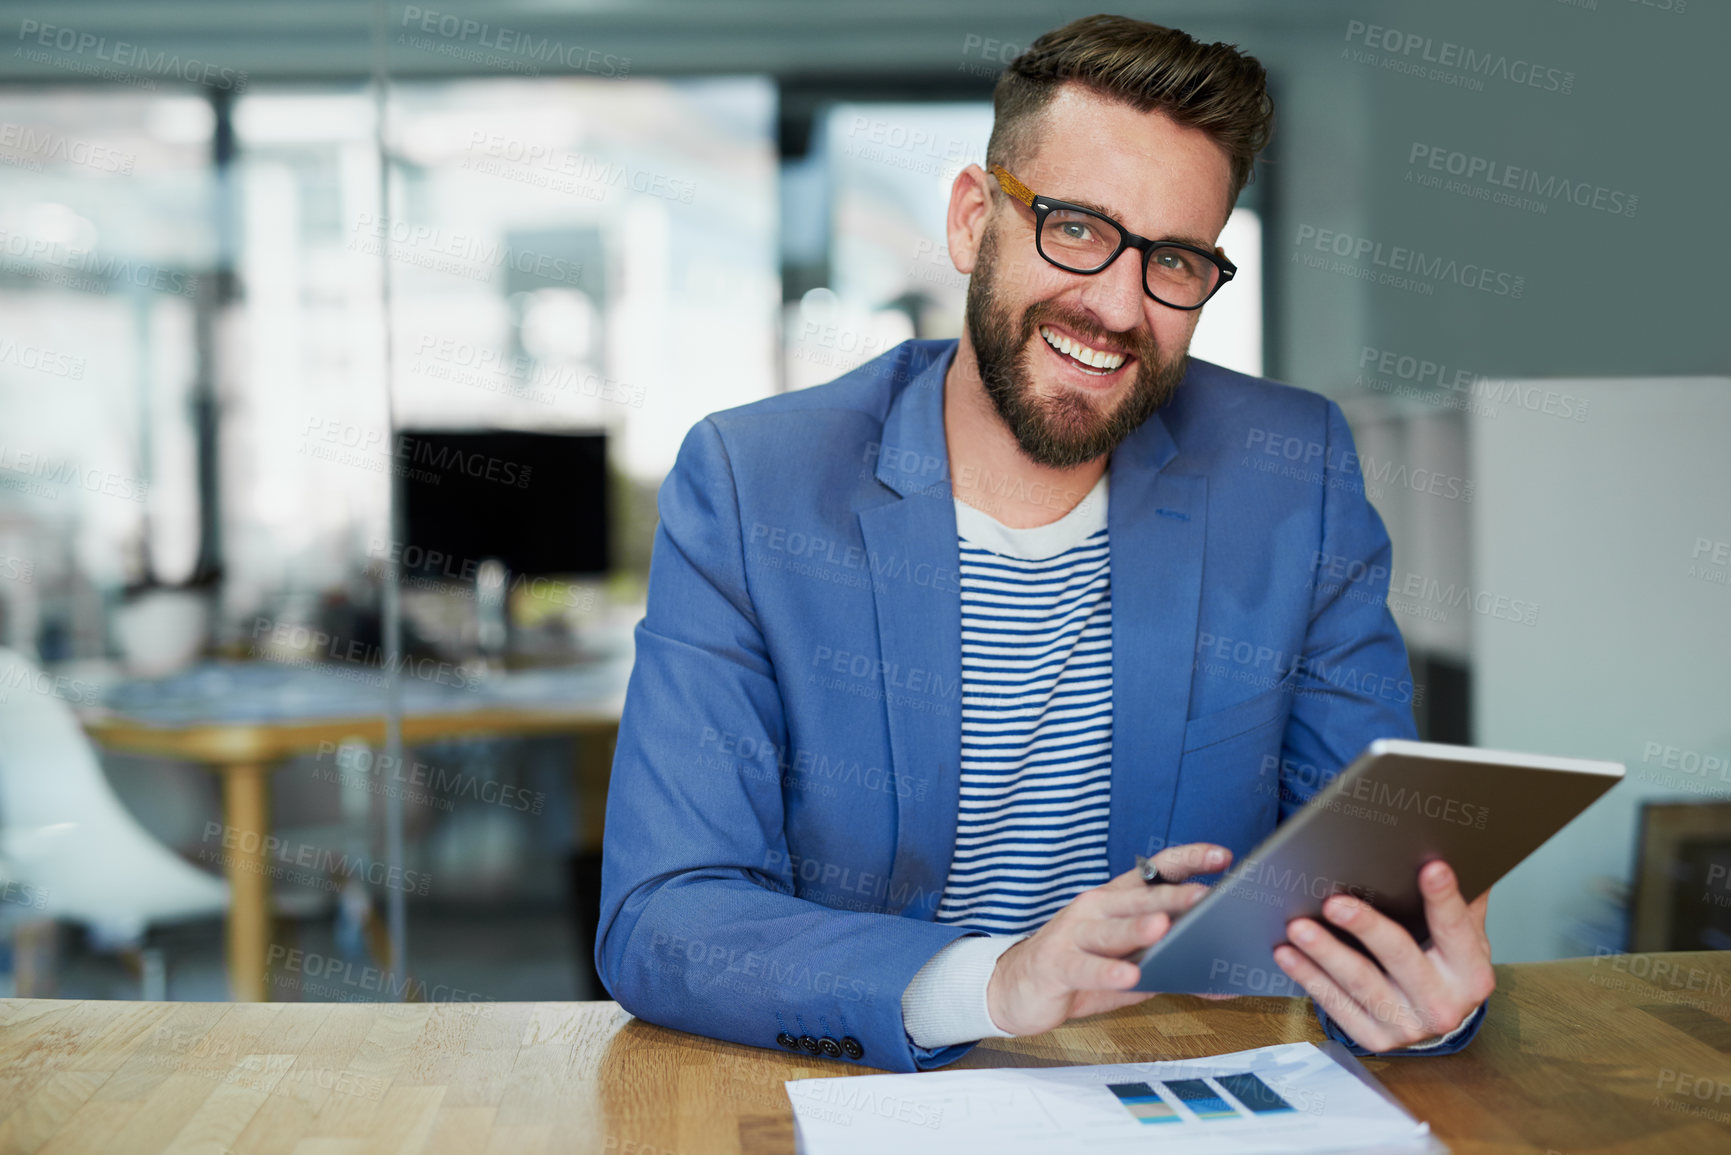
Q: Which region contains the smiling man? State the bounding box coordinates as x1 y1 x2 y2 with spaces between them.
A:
597 15 1493 1072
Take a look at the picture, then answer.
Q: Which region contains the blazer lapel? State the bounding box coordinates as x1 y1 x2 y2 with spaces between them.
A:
1105 411 1206 874
861 349 963 921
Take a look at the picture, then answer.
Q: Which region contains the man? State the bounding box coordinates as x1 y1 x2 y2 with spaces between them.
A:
597 15 1493 1073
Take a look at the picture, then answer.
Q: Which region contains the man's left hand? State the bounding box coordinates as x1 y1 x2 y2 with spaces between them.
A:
1273 860 1494 1051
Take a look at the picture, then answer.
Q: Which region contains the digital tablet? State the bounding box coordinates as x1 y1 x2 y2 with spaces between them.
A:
1131 738 1624 995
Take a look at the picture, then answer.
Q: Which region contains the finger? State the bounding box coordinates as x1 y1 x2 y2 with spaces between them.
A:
1419 861 1489 969
1318 893 1443 1011
1101 855 1220 891
1284 916 1405 1025
1060 948 1144 992
1273 944 1405 1052
1104 865 1153 890
1085 881 1211 920
1151 843 1232 881
1466 886 1491 926
1073 910 1171 958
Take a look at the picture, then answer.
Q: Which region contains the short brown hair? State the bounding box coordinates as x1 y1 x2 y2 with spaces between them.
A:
987 14 1274 205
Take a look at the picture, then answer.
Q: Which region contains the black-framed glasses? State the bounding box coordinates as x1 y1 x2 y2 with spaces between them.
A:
989 164 1235 311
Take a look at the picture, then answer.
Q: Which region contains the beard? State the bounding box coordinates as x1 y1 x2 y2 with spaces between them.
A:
964 221 1188 469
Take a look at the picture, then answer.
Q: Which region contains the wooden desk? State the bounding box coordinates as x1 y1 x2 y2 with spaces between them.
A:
82 707 620 1003
4 953 1729 1153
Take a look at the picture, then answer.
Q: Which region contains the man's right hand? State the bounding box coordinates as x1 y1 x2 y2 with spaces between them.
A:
984 843 1233 1037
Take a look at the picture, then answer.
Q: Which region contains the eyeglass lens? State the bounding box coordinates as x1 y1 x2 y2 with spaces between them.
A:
1039 207 1220 307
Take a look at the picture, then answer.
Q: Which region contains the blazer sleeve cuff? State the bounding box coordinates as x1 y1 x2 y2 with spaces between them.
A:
902 934 1028 1049
1313 999 1486 1057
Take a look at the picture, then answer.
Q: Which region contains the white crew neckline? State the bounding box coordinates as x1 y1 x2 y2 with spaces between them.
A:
953 470 1109 561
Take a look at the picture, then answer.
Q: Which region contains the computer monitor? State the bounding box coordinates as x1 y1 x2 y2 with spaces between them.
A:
398 429 610 580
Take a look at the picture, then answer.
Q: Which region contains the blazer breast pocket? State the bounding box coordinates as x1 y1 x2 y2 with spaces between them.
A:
1181 678 1295 754
1170 678 1297 857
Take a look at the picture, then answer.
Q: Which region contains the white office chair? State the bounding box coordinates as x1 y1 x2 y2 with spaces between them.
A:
0 646 228 994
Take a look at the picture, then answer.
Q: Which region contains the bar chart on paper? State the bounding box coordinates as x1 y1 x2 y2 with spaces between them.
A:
1107 1070 1297 1125
787 1042 1443 1154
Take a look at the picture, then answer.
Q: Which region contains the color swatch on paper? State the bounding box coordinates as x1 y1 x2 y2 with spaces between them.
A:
1106 1082 1180 1124
1217 1072 1297 1115
1161 1078 1240 1120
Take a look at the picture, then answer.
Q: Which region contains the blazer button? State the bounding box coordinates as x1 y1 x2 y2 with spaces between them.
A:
841 1036 864 1060
819 1036 842 1058
776 1032 800 1050
799 1035 822 1054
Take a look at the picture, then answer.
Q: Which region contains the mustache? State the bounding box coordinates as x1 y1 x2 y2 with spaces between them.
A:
1019 300 1159 364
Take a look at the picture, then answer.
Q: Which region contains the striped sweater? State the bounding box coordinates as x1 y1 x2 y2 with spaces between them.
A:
935 473 1113 933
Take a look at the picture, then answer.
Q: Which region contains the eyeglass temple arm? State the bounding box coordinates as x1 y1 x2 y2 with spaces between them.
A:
988 164 1036 208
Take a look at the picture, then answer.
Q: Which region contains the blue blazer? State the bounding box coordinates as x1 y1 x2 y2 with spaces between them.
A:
597 339 1481 1071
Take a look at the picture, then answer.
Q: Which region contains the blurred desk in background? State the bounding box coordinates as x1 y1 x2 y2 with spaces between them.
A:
4 953 1730 1153
78 656 631 1002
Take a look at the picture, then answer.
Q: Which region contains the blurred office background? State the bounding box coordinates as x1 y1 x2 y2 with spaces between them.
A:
0 0 1725 1003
